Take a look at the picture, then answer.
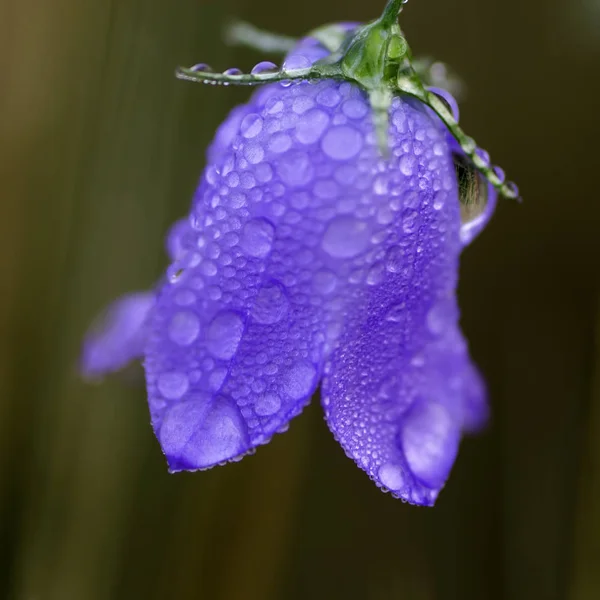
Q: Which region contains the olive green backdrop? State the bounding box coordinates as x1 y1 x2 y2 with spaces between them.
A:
1 0 599 598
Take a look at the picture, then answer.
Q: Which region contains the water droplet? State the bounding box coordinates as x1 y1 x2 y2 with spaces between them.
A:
268 133 292 154
433 141 446 157
240 172 256 190
428 86 460 121
240 218 275 258
168 311 200 346
158 371 189 400
240 114 263 139
160 397 249 469
295 109 330 144
411 352 425 367
251 61 278 75
401 400 459 488
251 280 289 324
402 209 419 234
505 181 520 198
243 143 264 165
209 367 228 391
201 260 218 277
292 95 315 115
492 165 506 184
433 192 445 210
376 206 394 225
282 53 312 72
342 98 368 119
321 126 362 160
399 154 416 176
223 67 242 76
322 216 371 258
191 63 212 72
374 175 389 196
255 163 273 183
316 86 341 107
174 289 196 306
277 152 314 186
255 392 282 416
366 262 385 286
385 303 406 322
378 375 399 400
206 311 244 359
378 463 405 491
312 269 338 295
282 361 316 400
475 147 491 168
426 298 457 335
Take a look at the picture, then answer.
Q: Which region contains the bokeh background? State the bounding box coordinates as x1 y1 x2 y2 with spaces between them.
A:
1 0 599 598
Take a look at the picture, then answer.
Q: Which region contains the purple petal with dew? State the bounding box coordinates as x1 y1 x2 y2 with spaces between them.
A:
82 29 497 504
146 72 490 499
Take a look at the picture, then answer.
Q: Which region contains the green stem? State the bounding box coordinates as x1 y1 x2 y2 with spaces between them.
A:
379 0 407 27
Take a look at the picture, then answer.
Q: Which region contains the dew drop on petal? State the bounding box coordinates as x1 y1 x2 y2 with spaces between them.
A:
240 218 275 258
208 367 228 391
366 262 384 286
401 400 460 488
385 245 405 273
342 98 368 119
321 126 362 160
158 372 189 400
426 298 457 335
316 86 341 107
159 401 205 455
322 216 371 258
161 397 249 469
243 143 264 165
206 311 244 359
277 152 315 186
312 269 338 295
240 114 263 139
282 361 316 400
378 463 405 491
399 154 416 176
251 280 289 324
174 289 196 306
255 392 282 416
268 133 292 154
402 209 419 234
385 303 406 323
295 109 330 144
168 311 200 346
292 95 315 115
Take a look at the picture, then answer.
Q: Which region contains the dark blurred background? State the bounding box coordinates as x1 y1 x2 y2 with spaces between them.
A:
1 0 599 598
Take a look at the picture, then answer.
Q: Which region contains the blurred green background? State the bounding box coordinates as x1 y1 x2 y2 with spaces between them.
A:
1 0 599 598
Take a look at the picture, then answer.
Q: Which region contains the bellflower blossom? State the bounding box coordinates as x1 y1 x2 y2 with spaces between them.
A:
82 0 518 505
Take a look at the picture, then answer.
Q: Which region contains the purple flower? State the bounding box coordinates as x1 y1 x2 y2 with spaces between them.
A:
82 4 515 505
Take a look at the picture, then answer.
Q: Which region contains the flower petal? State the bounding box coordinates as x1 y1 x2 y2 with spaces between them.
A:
81 292 154 378
321 268 483 505
316 100 487 505
146 250 325 471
